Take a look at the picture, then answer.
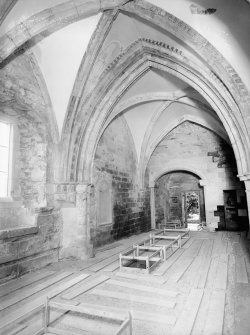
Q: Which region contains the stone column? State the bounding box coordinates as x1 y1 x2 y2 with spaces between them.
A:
150 187 156 229
60 183 93 260
199 180 221 231
243 179 250 239
75 183 93 258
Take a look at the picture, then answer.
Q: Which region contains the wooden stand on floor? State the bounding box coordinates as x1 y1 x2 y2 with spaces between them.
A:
119 247 162 274
38 297 132 335
119 229 190 273
152 228 190 247
157 221 182 230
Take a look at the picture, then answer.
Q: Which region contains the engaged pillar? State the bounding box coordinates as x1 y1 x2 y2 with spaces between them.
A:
59 182 93 260
150 186 156 230
243 179 250 239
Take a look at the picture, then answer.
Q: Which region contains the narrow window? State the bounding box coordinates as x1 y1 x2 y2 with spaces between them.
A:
0 121 12 198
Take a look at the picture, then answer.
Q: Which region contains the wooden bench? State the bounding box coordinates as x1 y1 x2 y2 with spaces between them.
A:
37 297 132 335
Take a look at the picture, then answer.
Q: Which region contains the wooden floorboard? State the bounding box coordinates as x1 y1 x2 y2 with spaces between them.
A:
62 274 110 300
106 278 179 297
172 289 203 335
78 302 177 325
153 248 185 276
90 287 176 308
0 272 88 331
196 256 212 289
191 289 213 335
0 271 73 311
164 255 194 284
236 256 248 284
182 239 203 259
1 230 249 335
0 270 55 298
214 253 228 290
203 290 226 335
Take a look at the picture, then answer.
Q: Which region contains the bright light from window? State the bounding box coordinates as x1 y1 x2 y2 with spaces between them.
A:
0 122 11 197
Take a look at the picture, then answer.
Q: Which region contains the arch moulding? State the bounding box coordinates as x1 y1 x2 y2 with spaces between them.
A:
149 166 208 188
68 40 249 188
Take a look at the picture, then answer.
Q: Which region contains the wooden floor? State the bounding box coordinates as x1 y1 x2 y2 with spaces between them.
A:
1 230 250 335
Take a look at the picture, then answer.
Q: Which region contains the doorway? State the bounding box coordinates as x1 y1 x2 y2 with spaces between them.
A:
182 191 201 224
222 190 248 231
155 171 205 227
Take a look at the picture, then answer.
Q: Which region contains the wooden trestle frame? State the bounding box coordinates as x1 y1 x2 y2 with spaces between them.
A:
119 228 190 273
41 297 132 335
157 221 182 230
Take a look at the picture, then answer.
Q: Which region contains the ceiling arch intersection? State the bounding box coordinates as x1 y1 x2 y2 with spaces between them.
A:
0 0 130 64
124 0 250 106
138 100 229 188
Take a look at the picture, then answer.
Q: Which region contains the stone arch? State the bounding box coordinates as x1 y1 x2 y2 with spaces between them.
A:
64 41 249 187
150 166 208 188
102 91 188 127
140 112 229 188
151 168 207 228
0 0 129 64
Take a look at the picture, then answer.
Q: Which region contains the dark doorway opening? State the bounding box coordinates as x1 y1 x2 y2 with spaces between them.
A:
218 190 248 231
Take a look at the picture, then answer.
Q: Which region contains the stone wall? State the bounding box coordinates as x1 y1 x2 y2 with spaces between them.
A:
0 208 61 280
91 115 151 248
0 52 60 280
147 121 245 229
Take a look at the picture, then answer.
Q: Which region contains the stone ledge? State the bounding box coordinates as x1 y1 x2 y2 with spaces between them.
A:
0 226 38 240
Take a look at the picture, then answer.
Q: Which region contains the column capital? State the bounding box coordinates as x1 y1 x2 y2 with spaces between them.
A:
237 173 250 181
76 183 89 193
199 179 207 187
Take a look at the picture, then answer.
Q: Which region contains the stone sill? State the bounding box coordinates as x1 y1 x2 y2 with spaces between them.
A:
0 226 38 240
0 199 22 208
99 222 112 226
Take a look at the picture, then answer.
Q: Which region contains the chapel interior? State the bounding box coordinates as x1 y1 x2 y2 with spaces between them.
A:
0 1 250 334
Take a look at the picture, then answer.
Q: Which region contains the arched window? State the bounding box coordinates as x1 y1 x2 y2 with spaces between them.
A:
0 121 13 198
98 180 112 225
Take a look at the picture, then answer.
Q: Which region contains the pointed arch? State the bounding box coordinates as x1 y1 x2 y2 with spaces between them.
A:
0 0 129 64
139 103 230 188
63 39 250 186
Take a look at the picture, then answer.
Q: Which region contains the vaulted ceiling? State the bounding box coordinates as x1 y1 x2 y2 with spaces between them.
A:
1 0 249 171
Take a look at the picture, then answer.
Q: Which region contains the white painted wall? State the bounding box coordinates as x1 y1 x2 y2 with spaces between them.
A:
124 101 161 160
148 0 250 89
32 15 101 137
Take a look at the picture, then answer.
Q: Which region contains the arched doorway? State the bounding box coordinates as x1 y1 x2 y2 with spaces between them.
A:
155 171 205 229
